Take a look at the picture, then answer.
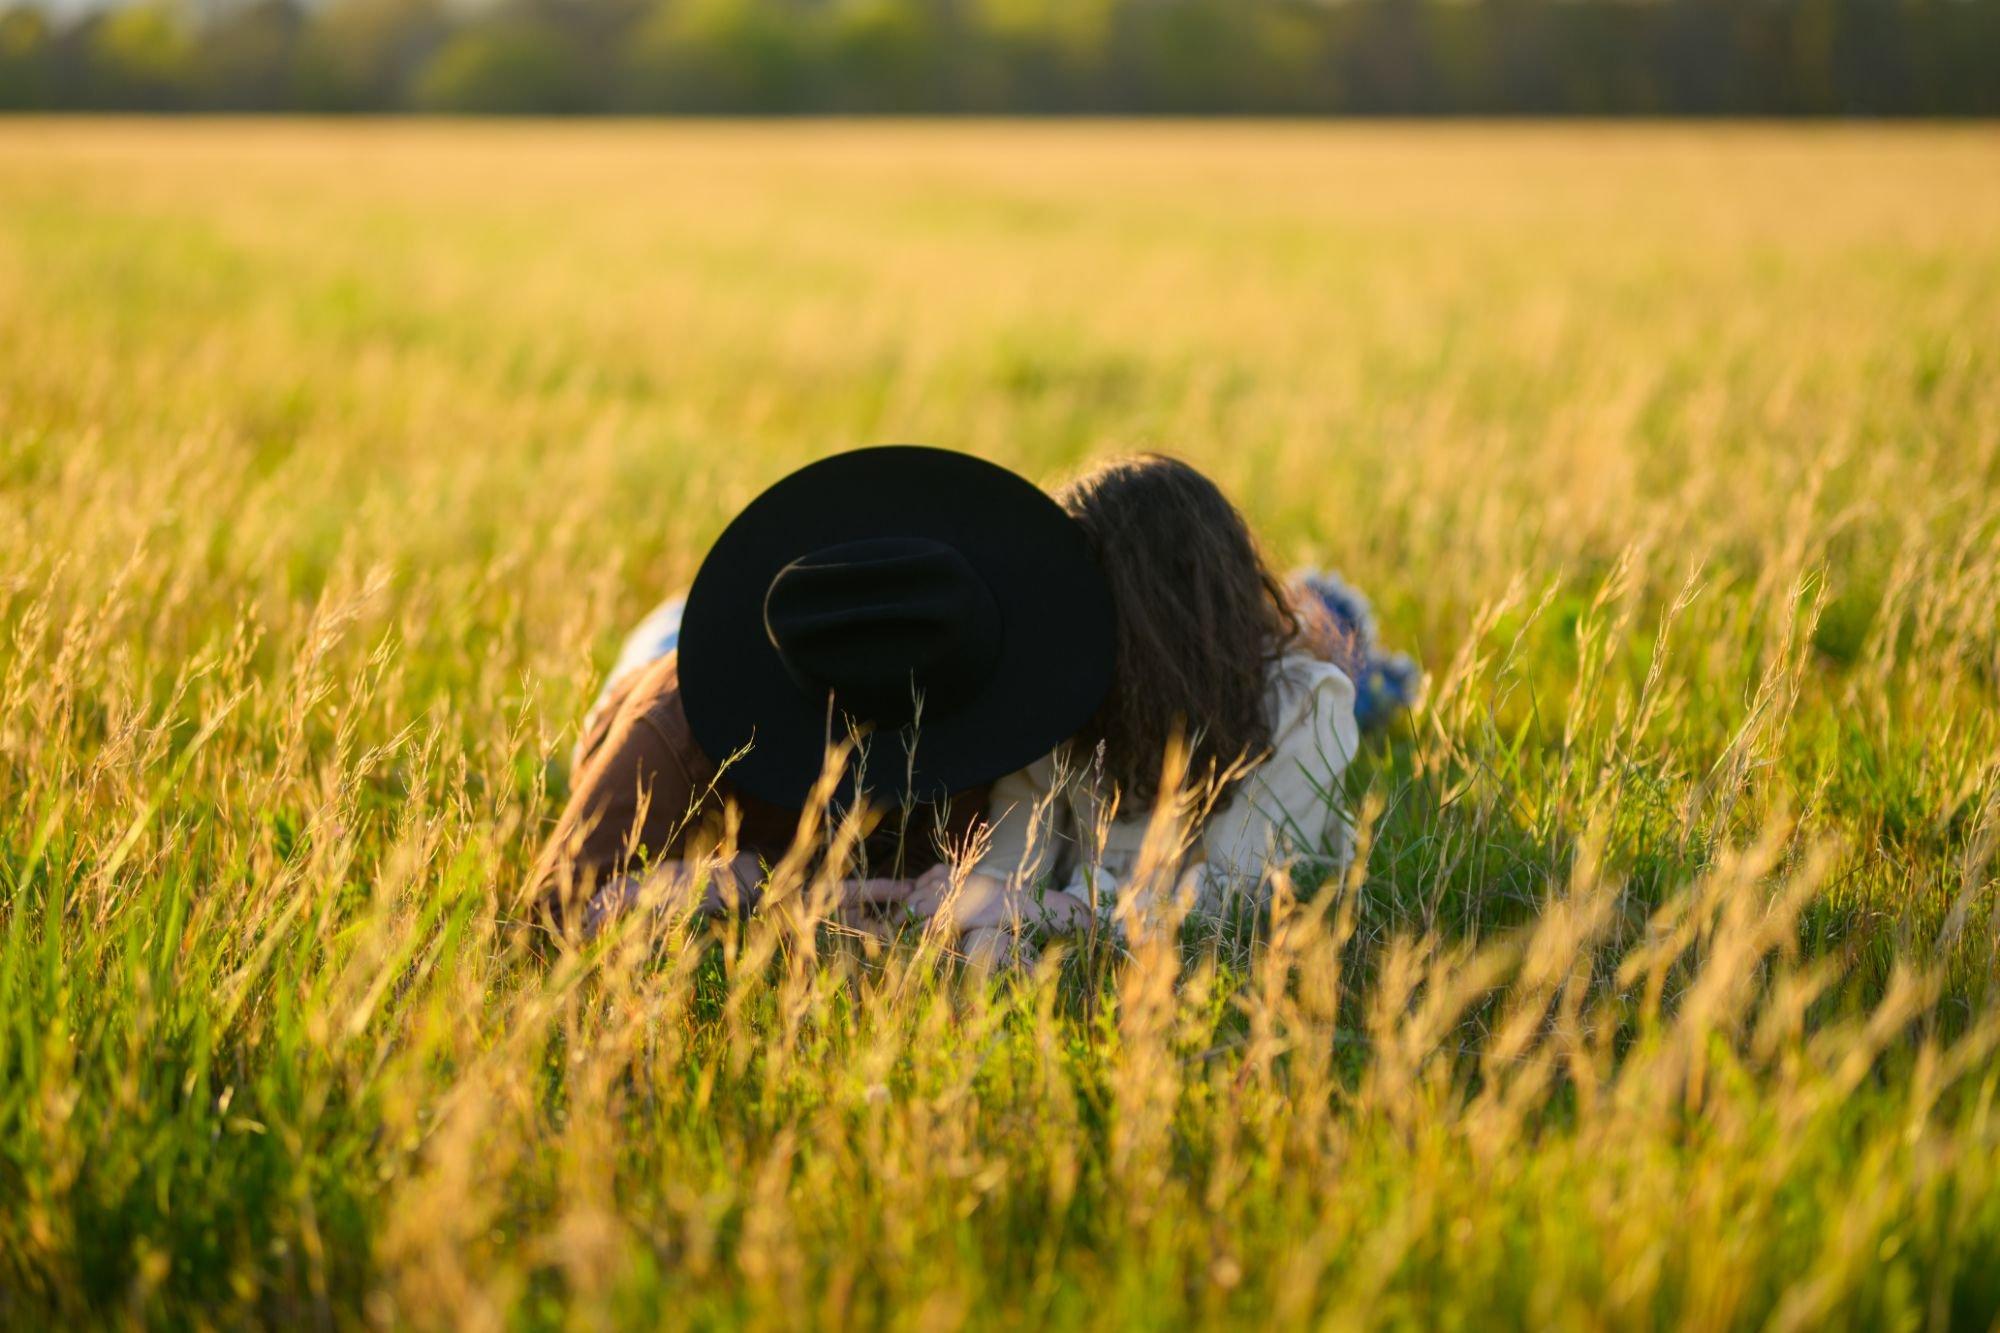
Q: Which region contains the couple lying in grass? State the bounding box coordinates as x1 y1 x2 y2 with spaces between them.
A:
530 447 1416 961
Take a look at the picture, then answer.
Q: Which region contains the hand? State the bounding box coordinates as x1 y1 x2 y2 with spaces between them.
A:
959 925 1041 973
581 852 766 937
903 864 1017 932
898 867 1039 969
826 875 918 909
900 863 953 916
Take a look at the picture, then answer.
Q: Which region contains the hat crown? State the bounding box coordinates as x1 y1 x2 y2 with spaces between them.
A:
762 537 1003 728
678 444 1113 811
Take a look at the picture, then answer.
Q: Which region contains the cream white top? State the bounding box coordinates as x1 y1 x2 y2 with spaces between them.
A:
969 653 1361 923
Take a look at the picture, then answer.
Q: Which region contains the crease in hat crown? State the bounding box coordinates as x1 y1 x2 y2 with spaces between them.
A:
761 536 1003 727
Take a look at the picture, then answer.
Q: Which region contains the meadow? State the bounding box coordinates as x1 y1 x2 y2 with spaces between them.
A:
2 120 1998 1328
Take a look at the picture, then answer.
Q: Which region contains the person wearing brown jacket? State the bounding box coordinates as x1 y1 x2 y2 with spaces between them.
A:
528 446 1114 941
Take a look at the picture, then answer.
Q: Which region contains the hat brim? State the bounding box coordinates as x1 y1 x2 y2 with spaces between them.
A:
678 445 1115 812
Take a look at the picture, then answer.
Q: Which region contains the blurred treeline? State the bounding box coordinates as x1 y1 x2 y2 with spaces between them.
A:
2 0 1997 115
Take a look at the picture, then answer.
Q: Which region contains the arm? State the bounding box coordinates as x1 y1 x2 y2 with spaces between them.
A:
1199 657 1361 902
968 759 1060 890
529 659 706 937
904 864 1100 935
576 851 766 937
576 853 921 936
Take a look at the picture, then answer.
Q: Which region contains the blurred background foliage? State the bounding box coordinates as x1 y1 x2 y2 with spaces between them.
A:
1 0 1997 116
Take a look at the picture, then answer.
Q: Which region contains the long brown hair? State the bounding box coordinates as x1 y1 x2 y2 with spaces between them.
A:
1056 454 1299 808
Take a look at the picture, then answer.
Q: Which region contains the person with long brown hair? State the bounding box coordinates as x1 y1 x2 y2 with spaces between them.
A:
907 454 1385 954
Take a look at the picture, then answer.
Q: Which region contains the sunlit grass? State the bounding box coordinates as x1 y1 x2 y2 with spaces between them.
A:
1 120 1998 1328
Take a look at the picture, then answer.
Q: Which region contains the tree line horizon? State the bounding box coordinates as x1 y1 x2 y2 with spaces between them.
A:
2 0 1996 117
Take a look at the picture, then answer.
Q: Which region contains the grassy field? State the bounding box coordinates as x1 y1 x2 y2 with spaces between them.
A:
2 120 1999 1329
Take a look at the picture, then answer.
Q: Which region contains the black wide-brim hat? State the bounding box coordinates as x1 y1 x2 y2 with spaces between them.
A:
678 445 1115 812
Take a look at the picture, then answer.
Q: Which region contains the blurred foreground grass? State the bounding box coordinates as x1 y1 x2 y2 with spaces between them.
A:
2 120 1999 1328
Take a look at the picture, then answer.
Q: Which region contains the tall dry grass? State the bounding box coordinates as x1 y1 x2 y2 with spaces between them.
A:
0 121 1997 1327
